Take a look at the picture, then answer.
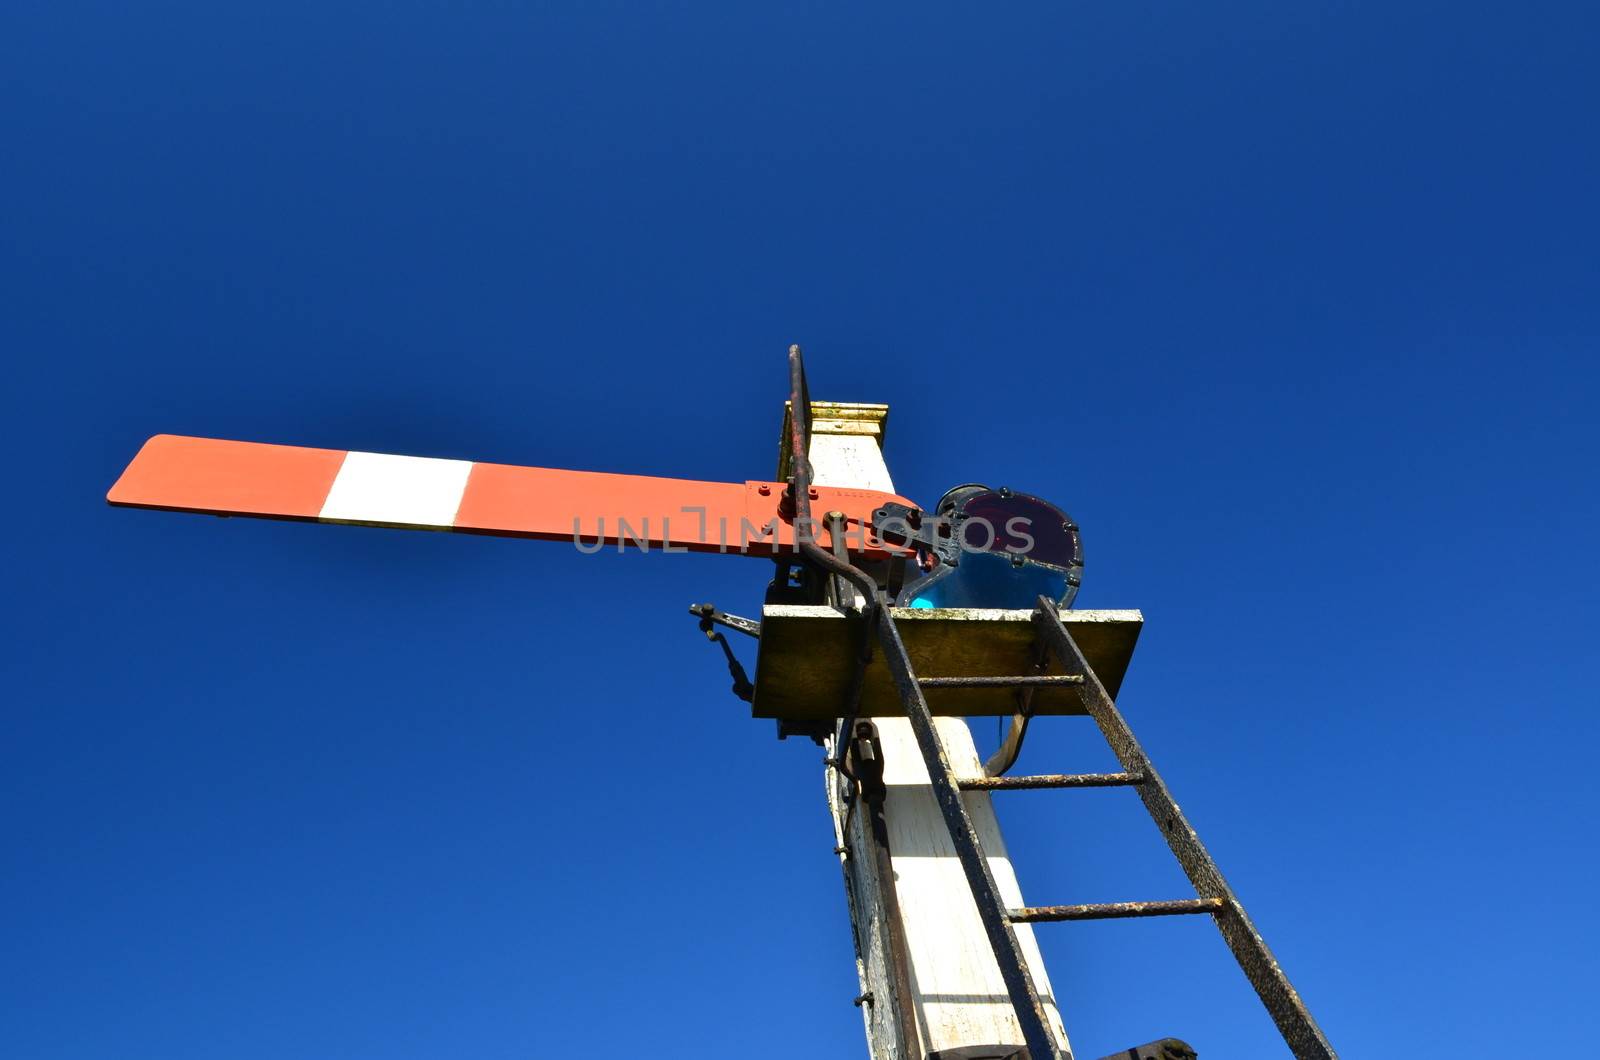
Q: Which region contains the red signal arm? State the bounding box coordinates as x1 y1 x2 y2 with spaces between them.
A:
107 434 916 561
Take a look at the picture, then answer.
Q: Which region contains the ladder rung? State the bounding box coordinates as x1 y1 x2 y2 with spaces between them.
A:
960 772 1143 790
917 674 1084 688
1009 897 1226 923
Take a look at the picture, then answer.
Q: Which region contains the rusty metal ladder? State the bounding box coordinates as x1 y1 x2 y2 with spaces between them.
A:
871 595 1338 1060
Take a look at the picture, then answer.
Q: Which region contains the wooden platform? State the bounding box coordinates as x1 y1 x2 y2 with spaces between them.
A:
752 606 1143 720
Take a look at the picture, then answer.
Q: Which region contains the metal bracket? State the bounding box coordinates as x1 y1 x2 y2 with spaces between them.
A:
872 501 961 566
689 602 760 639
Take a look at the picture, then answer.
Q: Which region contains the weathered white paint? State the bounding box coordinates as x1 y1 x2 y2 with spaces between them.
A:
809 412 1071 1059
809 432 897 494
882 719 1068 1052
319 451 473 527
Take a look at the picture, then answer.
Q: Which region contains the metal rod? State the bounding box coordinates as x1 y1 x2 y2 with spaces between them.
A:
919 674 1084 688
1010 898 1225 923
1032 597 1338 1060
847 721 924 1060
982 712 1032 779
877 612 1068 1060
960 772 1143 790
983 639 1051 779
788 347 917 1054
786 345 880 609
788 345 880 780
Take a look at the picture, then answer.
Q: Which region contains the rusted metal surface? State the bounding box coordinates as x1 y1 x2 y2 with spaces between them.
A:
1032 597 1338 1060
919 675 1083 688
1010 898 1225 923
960 772 1142 791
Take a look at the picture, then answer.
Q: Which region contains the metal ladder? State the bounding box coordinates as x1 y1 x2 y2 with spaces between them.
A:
780 343 1334 1058
866 595 1338 1060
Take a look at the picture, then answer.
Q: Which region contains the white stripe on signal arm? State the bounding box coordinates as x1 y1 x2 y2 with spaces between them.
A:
318 451 474 529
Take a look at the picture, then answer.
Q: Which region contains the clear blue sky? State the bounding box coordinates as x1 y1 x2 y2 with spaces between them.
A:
4 2 1596 1056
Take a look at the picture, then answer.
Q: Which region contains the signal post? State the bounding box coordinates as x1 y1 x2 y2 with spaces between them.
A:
797 402 1072 1060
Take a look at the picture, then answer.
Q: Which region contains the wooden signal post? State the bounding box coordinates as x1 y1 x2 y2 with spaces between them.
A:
795 400 1073 1059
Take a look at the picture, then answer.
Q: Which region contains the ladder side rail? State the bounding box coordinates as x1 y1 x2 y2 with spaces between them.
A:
876 612 1069 1060
1031 598 1337 1060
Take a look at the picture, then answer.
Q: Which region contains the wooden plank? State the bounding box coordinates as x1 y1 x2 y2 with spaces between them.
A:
753 606 1142 720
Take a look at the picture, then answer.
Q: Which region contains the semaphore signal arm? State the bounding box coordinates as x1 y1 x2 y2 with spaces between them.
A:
107 433 918 561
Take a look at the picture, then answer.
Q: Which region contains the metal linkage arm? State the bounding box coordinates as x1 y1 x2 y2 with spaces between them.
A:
688 603 760 639
688 604 757 702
